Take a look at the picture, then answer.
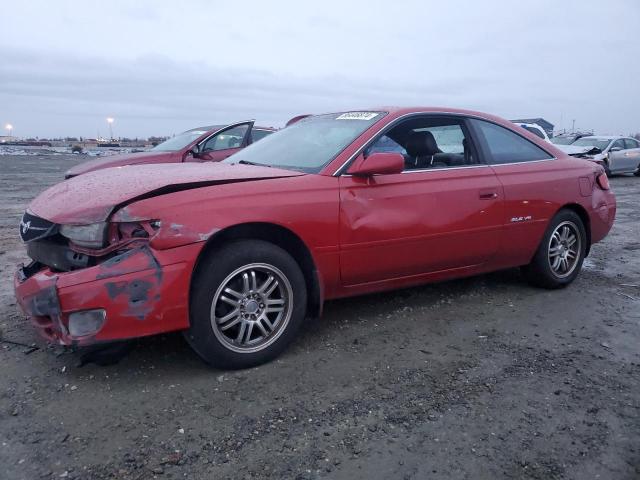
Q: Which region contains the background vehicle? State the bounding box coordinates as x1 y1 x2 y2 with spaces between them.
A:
551 132 593 146
15 108 616 369
64 121 275 178
512 122 551 143
569 135 640 176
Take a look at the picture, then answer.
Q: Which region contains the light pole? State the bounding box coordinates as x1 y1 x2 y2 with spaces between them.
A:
106 117 114 140
5 123 13 139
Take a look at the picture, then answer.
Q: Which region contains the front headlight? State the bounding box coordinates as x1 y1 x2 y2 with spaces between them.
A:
59 222 107 248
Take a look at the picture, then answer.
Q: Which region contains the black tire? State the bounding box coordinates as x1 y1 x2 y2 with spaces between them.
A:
184 239 307 369
521 210 587 289
603 161 612 177
634 164 640 177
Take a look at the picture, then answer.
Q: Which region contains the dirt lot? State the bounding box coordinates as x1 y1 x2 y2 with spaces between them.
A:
1 154 638 480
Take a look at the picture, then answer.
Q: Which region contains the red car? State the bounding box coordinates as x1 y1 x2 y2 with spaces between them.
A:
15 107 616 369
64 121 275 178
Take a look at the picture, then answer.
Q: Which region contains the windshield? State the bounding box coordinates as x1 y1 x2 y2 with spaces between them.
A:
151 130 208 152
572 138 612 151
551 136 575 145
223 112 385 173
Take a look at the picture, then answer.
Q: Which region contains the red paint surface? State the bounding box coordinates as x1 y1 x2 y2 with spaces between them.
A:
30 163 303 224
15 107 617 345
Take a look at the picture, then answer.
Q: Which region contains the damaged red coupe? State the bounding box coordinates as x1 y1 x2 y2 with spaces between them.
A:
64 121 275 178
15 108 616 368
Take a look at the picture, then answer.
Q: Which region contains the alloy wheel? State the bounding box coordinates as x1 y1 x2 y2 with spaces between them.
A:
210 263 293 353
547 221 581 279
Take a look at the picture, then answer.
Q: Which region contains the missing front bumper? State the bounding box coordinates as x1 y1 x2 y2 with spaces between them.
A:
14 244 199 345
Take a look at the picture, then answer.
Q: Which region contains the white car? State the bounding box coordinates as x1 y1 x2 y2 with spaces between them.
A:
512 122 551 143
568 136 640 176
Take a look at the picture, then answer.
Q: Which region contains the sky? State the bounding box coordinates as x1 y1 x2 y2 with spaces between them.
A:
1 0 639 139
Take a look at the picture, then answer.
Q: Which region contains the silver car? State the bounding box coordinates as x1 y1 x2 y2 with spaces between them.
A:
570 135 640 176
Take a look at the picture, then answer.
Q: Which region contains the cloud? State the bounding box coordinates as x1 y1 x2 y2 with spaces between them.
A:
0 48 496 137
1 0 639 137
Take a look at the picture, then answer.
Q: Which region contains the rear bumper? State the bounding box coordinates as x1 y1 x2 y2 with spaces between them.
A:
14 243 201 346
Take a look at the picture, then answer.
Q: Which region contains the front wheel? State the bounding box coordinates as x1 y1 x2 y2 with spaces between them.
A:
634 163 640 176
521 210 587 289
184 239 307 369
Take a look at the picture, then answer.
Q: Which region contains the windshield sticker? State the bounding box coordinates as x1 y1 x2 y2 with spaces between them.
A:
336 112 380 121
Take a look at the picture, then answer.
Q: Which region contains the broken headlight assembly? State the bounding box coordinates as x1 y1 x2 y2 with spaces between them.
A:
59 222 108 248
64 220 161 255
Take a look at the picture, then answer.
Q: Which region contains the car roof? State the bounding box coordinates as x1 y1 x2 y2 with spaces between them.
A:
186 125 224 132
373 106 490 115
184 124 276 134
580 136 619 140
314 107 530 136
330 106 517 124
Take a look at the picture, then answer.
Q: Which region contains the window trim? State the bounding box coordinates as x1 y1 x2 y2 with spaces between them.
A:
332 112 556 176
334 113 487 176
400 164 491 174
198 120 254 153
467 118 555 166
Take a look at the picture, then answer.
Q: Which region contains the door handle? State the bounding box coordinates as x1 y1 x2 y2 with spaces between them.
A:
479 191 498 200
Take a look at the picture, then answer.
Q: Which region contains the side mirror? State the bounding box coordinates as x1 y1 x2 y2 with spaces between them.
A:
347 152 404 176
610 146 622 152
189 144 201 158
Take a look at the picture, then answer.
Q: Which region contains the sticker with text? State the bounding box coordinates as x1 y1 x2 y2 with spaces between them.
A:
335 112 380 121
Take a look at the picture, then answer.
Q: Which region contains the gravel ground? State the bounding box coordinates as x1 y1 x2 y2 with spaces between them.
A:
1 154 639 480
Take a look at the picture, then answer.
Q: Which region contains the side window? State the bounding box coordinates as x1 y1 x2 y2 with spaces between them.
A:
202 125 249 152
623 138 639 149
471 119 552 165
366 116 476 170
611 139 625 151
367 135 406 156
251 129 273 143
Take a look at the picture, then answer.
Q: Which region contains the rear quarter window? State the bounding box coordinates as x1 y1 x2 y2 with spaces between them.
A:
471 119 552 165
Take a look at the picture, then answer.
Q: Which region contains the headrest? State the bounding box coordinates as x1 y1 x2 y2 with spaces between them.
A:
405 130 441 157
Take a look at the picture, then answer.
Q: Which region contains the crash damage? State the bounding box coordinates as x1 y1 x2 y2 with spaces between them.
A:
15 236 200 345
14 162 304 345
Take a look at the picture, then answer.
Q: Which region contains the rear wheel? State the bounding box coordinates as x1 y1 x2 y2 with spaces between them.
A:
184 240 307 369
522 210 587 289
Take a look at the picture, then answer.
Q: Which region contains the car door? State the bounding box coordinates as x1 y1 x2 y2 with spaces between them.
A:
468 118 568 267
607 139 628 173
338 115 504 286
189 121 254 162
620 138 640 172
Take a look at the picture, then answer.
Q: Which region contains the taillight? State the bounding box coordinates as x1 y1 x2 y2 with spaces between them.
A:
596 173 610 190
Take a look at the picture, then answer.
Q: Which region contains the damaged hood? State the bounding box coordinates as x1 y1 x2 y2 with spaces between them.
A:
30 163 304 224
556 144 598 156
